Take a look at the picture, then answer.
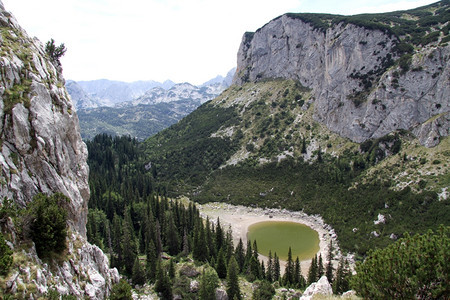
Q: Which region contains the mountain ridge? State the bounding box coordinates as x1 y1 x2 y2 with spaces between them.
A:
232 1 449 147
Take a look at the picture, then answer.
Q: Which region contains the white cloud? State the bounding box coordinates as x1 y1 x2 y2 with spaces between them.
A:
2 0 437 84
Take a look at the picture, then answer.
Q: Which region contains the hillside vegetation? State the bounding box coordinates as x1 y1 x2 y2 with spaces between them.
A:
142 79 449 257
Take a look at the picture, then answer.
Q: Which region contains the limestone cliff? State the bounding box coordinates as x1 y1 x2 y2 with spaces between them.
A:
0 1 118 298
233 5 449 147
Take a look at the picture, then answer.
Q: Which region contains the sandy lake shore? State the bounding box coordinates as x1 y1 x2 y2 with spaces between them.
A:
196 202 341 274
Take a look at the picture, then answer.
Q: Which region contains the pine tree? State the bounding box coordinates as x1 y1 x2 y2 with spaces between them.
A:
252 240 259 259
215 218 224 253
307 255 318 285
283 247 294 286
266 250 273 282
193 219 208 262
215 247 228 279
301 137 307 154
226 256 242 300
181 229 189 257
132 257 146 285
333 258 350 294
155 261 172 300
121 210 137 276
318 253 324 278
325 240 334 284
235 238 245 272
199 267 219 300
164 211 180 255
146 240 157 282
294 256 306 288
273 252 281 282
168 259 176 279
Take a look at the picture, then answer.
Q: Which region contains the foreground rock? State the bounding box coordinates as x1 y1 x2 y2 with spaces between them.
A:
300 276 333 300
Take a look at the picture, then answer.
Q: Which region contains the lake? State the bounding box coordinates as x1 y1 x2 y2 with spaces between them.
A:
247 221 320 261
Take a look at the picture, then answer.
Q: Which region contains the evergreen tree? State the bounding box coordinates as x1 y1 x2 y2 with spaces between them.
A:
318 253 324 278
164 211 180 255
283 247 294 286
266 250 273 282
294 256 306 288
226 256 242 300
0 233 13 276
273 252 281 282
235 238 245 272
168 259 176 279
155 261 172 300
307 255 318 285
121 210 138 276
111 213 122 269
252 240 259 259
110 279 132 300
215 247 228 279
205 217 216 259
199 267 220 300
132 257 146 285
215 218 224 253
301 137 307 154
181 229 189 257
351 227 449 299
333 258 350 294
252 280 275 300
325 240 334 284
225 226 234 262
193 219 208 262
146 239 157 282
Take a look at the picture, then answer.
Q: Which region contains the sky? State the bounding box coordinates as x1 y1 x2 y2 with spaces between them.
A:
2 0 437 85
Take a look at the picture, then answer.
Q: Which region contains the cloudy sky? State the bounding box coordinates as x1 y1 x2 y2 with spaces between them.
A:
3 0 436 84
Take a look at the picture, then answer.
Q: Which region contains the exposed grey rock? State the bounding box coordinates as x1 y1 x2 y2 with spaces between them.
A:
0 2 119 298
190 279 199 292
300 276 333 300
233 14 449 147
215 288 228 300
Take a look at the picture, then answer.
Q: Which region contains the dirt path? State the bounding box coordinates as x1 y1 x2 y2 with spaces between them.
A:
196 202 340 275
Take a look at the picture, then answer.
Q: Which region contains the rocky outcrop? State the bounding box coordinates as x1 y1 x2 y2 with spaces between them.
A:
0 1 118 298
300 276 333 300
232 13 449 147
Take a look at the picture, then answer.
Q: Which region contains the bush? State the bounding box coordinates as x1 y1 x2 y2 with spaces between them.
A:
45 39 66 62
0 233 13 276
109 279 132 300
351 226 449 299
28 193 68 258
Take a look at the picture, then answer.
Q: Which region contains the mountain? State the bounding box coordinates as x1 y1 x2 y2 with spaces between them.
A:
65 80 100 109
67 79 176 109
72 71 235 140
141 1 449 256
232 4 449 147
122 82 220 106
77 100 201 140
0 2 118 298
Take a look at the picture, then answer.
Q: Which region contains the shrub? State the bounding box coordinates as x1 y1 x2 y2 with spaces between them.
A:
0 233 13 275
351 226 449 299
45 39 66 62
27 193 68 258
109 279 132 300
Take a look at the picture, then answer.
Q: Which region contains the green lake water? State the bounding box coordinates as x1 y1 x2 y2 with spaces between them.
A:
247 221 320 261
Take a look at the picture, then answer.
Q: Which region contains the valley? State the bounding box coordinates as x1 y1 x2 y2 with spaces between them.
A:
0 0 449 299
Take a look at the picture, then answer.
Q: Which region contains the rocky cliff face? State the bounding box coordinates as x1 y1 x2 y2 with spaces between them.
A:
233 13 449 147
0 1 118 298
